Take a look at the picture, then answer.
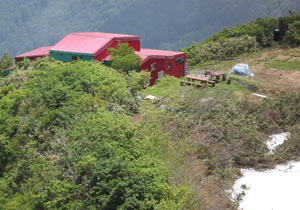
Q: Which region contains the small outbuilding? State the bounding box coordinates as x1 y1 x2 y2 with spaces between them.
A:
136 49 187 85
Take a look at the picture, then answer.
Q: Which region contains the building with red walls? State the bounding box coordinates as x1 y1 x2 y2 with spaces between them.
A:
136 49 187 85
15 32 187 85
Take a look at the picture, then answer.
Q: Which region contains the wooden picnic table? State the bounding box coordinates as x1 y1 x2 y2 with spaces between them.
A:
183 75 215 87
205 70 227 81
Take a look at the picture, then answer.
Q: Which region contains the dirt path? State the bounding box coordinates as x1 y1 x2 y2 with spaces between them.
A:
250 49 300 91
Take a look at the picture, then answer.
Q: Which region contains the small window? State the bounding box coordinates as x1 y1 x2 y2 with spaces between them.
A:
176 56 184 65
158 70 164 79
167 61 171 70
72 55 83 61
151 63 156 71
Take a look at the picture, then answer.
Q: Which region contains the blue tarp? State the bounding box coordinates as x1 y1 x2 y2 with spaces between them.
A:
231 63 254 77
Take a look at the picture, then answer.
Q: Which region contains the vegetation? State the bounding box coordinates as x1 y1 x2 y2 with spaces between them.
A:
182 12 300 66
0 58 196 209
1 9 300 210
187 35 258 66
108 43 142 74
286 20 300 46
264 59 300 71
0 53 13 70
139 74 300 209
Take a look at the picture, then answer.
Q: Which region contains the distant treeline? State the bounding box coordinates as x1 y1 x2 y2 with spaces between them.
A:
182 12 300 66
0 0 300 56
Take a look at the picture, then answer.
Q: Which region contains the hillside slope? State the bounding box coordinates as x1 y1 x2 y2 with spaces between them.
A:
1 0 300 56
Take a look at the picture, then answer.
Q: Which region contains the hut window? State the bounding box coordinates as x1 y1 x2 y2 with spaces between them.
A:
176 56 184 65
167 61 171 70
151 63 156 71
72 55 83 61
158 71 164 79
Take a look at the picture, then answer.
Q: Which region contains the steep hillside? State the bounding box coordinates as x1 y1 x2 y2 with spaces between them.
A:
139 45 300 209
1 10 300 209
1 0 300 56
0 58 200 209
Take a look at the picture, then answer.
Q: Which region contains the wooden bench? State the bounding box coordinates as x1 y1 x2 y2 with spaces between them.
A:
199 79 215 87
206 80 215 87
180 80 204 88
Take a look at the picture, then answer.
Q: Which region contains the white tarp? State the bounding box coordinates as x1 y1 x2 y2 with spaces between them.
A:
231 63 254 77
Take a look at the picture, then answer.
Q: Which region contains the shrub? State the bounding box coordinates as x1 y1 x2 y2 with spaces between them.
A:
127 70 151 91
278 11 300 40
108 43 142 74
189 35 258 65
0 53 13 70
286 20 300 46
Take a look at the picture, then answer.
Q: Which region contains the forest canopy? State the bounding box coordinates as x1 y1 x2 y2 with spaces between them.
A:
0 0 300 56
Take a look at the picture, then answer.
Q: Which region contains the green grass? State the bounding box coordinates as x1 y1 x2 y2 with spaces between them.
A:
264 60 300 71
140 75 249 101
140 76 184 97
281 47 300 57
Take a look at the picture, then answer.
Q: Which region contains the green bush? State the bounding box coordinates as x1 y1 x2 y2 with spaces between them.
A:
286 20 300 46
278 11 300 40
189 35 258 65
0 53 13 70
127 70 151 91
0 58 196 210
108 43 142 74
182 13 300 66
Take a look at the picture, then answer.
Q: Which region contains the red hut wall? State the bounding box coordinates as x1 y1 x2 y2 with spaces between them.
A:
139 54 186 86
139 58 166 86
164 54 187 78
94 40 140 62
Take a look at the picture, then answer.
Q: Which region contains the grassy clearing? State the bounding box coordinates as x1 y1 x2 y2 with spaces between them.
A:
264 60 300 71
140 75 250 100
137 46 300 210
140 76 184 97
280 47 300 57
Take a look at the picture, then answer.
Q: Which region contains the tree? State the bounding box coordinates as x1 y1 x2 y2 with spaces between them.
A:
286 20 300 46
0 53 13 70
108 43 142 73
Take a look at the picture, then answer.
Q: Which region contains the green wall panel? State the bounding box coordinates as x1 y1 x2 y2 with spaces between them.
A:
1 67 16 78
50 51 94 62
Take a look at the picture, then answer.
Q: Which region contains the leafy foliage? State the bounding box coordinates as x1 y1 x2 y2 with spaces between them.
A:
127 71 151 91
183 13 300 66
0 53 13 70
278 11 300 40
108 43 142 74
286 20 300 46
188 35 258 65
0 58 195 209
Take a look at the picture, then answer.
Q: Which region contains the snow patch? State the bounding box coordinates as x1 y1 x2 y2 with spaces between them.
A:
267 132 291 154
145 95 157 100
253 93 268 98
231 161 300 210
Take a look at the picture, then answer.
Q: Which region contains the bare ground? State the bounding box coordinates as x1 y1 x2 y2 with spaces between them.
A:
250 49 300 91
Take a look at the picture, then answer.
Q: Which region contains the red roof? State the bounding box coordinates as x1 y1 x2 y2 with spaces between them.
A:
50 32 140 56
73 32 139 40
136 48 185 62
15 46 52 59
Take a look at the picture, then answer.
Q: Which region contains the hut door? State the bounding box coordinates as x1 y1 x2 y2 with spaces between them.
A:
184 60 188 75
158 70 164 79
